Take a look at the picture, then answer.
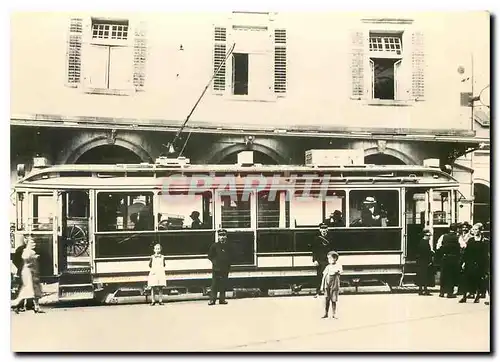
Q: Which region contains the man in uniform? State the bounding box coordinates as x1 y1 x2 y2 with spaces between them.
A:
437 224 461 298
208 229 231 305
311 223 334 297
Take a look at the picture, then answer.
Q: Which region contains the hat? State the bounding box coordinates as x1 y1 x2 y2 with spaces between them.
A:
327 250 339 258
190 211 200 218
217 229 227 236
363 197 376 204
423 228 432 234
319 223 328 229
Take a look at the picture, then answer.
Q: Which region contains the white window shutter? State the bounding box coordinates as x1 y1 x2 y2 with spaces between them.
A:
411 31 425 100
66 18 83 86
109 46 134 90
84 45 108 89
351 31 365 99
213 26 227 92
274 29 286 94
133 21 147 90
249 52 273 97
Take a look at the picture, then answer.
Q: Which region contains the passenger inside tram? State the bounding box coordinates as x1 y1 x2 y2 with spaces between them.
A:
324 210 345 227
349 191 398 227
157 191 213 230
189 211 203 229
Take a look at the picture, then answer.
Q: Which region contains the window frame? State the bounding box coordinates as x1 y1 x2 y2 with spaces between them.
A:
370 57 402 101
156 190 215 233
215 189 255 231
290 188 348 229
95 190 155 234
256 189 290 230
347 188 402 229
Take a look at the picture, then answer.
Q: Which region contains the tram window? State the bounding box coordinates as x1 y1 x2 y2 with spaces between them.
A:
32 194 54 231
67 191 89 218
432 191 451 225
405 191 426 225
291 191 322 228
349 190 399 227
157 191 213 230
324 190 346 227
220 192 251 229
257 191 290 228
97 192 153 232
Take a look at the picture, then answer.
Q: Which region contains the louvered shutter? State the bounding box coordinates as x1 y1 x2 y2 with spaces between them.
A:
213 27 227 92
66 18 83 87
274 29 287 94
351 31 365 98
133 21 147 90
411 31 425 99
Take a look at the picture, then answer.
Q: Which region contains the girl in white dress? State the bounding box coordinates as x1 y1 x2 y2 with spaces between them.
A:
148 244 166 306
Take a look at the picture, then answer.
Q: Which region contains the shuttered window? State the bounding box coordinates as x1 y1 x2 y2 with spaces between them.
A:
133 22 147 90
274 29 287 94
66 18 83 86
351 31 365 98
411 31 425 99
213 27 227 91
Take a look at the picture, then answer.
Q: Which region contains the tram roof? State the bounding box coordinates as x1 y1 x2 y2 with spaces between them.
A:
14 163 459 189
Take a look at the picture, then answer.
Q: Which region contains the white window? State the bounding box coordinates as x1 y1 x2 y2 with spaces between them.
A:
369 32 403 100
229 26 273 98
85 19 132 91
92 20 128 40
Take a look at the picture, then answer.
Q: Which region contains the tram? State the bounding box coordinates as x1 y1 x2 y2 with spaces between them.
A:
11 151 460 301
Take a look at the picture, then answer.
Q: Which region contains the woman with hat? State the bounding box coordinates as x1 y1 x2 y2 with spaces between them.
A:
361 197 382 227
416 229 434 295
190 211 202 229
459 223 489 303
11 236 43 314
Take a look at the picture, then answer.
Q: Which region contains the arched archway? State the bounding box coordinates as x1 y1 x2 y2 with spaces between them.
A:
75 145 143 164
473 182 490 224
364 153 407 165
65 138 152 164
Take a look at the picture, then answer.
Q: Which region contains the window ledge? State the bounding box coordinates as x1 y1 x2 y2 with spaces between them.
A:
225 95 277 103
366 99 414 107
83 88 134 96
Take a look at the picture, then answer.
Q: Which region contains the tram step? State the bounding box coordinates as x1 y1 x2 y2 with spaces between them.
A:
63 267 91 275
59 284 94 301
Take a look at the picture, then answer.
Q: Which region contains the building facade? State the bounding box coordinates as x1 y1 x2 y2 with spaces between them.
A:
10 11 490 223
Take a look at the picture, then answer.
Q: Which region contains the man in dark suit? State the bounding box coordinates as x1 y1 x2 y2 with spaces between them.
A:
311 223 334 297
208 229 231 305
438 224 461 298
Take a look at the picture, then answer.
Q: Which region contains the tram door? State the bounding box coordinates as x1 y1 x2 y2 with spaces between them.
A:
215 190 256 266
56 191 90 272
404 188 429 263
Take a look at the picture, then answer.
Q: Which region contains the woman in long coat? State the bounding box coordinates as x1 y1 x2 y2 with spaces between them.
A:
416 229 434 295
11 237 43 313
459 223 489 304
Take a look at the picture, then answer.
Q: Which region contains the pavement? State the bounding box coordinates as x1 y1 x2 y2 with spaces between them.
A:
11 293 490 352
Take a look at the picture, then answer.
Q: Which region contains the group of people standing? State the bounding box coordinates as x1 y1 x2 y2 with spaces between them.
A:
416 222 490 304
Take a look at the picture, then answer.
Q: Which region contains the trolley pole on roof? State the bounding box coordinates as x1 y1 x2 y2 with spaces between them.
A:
165 43 236 157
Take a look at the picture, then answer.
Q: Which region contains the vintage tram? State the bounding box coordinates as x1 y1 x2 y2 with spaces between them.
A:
12 152 460 301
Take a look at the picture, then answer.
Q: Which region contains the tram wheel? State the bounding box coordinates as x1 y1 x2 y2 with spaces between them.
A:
66 225 89 257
